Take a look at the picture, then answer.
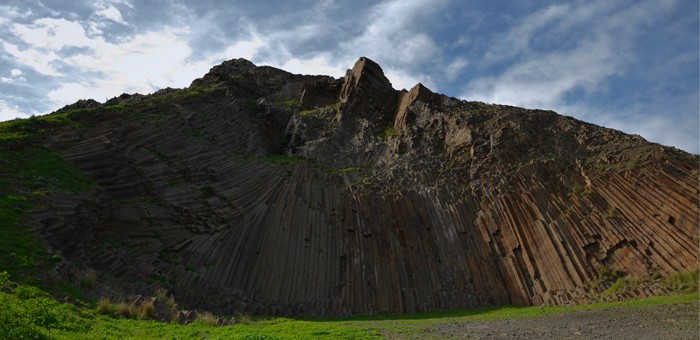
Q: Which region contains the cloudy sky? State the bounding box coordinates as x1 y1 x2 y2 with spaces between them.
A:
1 0 698 153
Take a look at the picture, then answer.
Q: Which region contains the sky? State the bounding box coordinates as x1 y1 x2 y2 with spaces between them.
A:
0 0 698 153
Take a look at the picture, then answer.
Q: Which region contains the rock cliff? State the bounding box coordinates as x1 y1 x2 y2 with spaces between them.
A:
8 57 699 316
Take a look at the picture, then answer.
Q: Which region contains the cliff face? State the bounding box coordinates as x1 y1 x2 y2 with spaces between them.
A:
16 57 699 316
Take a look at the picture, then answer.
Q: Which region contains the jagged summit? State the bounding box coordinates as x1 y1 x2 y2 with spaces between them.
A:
190 58 258 87
3 57 698 317
339 57 394 100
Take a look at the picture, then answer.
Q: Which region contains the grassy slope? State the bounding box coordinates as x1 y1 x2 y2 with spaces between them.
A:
0 148 94 282
1 272 697 340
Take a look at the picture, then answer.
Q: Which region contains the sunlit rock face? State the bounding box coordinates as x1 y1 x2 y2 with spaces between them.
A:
29 57 699 316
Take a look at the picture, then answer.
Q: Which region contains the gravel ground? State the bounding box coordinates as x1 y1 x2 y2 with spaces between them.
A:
425 301 699 339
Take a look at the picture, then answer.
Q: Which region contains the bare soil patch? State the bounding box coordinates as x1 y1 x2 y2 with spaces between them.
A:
426 301 699 339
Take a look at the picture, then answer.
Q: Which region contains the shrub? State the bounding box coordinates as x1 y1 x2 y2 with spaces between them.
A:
663 270 699 293
155 288 168 301
597 265 624 282
115 302 133 318
97 297 112 315
603 278 638 296
79 269 97 289
195 311 218 326
0 271 10 291
236 313 253 325
382 125 399 138
604 207 616 219
140 300 156 319
166 295 177 311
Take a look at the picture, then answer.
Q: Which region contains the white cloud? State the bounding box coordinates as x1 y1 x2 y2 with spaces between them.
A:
484 4 570 64
385 68 431 92
273 54 345 77
11 18 98 50
1 12 263 112
51 27 210 106
462 0 675 109
444 57 468 82
464 34 619 109
0 5 32 25
341 0 447 68
0 100 34 120
96 6 126 24
221 35 266 61
1 41 63 76
597 110 699 154
1 68 26 83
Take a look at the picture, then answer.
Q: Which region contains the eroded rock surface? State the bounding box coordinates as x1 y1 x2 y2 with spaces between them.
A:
21 57 699 316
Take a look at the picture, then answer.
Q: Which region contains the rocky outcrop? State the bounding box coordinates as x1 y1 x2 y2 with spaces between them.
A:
338 57 398 123
17 57 700 316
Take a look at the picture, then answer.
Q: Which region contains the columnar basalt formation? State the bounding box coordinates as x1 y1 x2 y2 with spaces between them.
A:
12 57 698 316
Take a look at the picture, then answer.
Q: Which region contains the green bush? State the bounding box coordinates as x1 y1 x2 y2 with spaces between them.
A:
97 297 112 315
79 269 97 289
140 301 156 319
195 311 218 326
597 265 624 282
603 278 638 296
155 288 168 301
0 273 82 339
382 125 399 138
663 270 699 293
115 302 134 318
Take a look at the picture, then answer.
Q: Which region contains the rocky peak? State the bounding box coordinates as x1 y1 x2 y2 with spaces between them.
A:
339 57 393 102
56 99 102 113
337 57 397 121
394 83 440 130
190 58 257 86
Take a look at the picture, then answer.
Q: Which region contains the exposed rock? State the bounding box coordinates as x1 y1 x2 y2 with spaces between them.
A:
10 57 699 317
300 77 342 109
338 57 398 122
190 58 257 86
56 99 102 113
176 310 196 325
104 93 145 106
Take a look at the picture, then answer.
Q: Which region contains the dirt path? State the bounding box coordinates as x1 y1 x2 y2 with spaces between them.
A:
422 301 699 339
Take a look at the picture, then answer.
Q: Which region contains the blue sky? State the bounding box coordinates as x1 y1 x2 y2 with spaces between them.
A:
0 0 698 153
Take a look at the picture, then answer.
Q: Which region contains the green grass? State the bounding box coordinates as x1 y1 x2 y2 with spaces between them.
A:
169 86 217 99
273 99 300 108
603 278 639 296
381 125 399 138
296 102 339 118
0 148 94 281
0 105 131 146
663 270 700 293
1 267 697 340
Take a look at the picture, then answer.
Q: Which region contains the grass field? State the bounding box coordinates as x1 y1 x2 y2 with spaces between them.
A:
1 270 697 340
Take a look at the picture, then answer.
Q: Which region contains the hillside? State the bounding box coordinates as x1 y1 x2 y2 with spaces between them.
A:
1 57 698 317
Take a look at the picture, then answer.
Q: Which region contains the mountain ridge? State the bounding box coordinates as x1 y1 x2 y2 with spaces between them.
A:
1 56 697 316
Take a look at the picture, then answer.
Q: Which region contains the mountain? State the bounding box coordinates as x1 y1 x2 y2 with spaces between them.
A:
1 57 697 316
